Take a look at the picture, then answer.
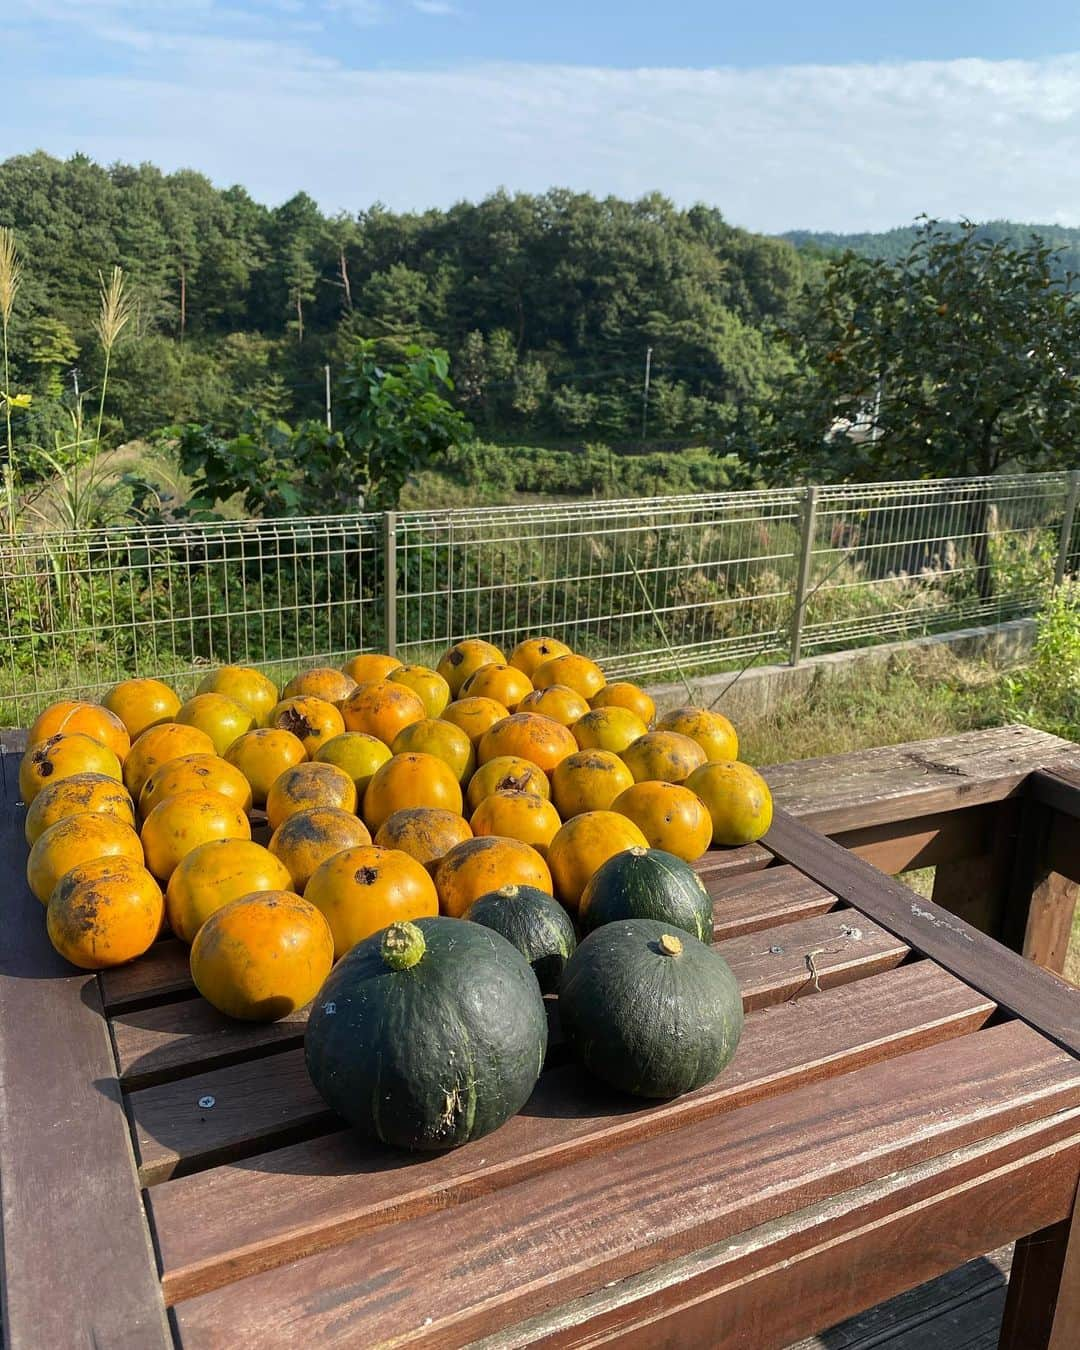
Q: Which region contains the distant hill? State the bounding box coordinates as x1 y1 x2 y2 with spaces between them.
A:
781 220 1080 274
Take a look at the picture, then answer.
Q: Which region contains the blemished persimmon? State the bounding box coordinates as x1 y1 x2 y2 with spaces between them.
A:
122 723 216 800
140 788 251 881
190 891 334 1021
546 810 648 911
27 812 144 905
469 791 562 857
508 636 573 679
391 717 475 783
436 639 505 696
101 678 181 740
362 752 463 833
620 730 707 784
551 749 635 818
24 772 135 847
268 696 346 757
656 706 739 763
196 666 279 727
440 696 510 748
589 681 656 726
139 753 253 820
282 667 357 705
465 755 552 813
20 733 124 806
387 665 452 718
612 780 713 862
517 684 590 727
268 807 372 892
341 653 403 685
28 701 131 762
340 681 426 745
264 760 358 831
224 728 307 807
47 861 163 969
166 837 294 944
531 652 606 701
304 844 439 959
434 835 553 918
477 712 578 772
175 693 256 756
460 663 533 712
374 807 473 874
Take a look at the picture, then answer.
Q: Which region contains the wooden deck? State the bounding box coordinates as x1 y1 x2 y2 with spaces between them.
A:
3 725 1080 1348
791 1246 1012 1349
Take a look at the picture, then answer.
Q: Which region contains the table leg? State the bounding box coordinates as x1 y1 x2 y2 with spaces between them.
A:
999 1184 1080 1349
1004 801 1080 975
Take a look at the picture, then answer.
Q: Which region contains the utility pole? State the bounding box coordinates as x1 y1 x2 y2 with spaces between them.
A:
641 346 653 443
325 364 332 431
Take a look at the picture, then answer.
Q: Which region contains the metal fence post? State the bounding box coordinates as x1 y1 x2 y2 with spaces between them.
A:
383 511 398 657
1054 470 1080 590
790 485 819 666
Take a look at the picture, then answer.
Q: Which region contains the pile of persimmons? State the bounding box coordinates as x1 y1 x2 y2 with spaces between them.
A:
20 637 772 1021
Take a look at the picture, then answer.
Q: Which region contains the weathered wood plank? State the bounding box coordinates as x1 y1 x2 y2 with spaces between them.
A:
100 936 192 1011
497 1122 1080 1350
0 756 171 1349
832 805 995 876
760 725 1073 834
1027 760 1080 823
143 959 989 1237
709 865 836 940
764 808 1080 1056
113 909 907 1090
169 1021 1080 1346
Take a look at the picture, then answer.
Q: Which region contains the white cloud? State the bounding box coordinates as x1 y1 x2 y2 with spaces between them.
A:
3 20 1080 232
412 1 459 13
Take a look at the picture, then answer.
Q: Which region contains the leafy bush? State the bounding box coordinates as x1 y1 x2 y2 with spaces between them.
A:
1004 582 1080 739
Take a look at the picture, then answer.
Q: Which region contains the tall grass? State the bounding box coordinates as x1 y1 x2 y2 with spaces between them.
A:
0 227 22 536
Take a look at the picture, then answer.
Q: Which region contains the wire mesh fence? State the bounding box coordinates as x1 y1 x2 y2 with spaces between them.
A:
0 471 1075 721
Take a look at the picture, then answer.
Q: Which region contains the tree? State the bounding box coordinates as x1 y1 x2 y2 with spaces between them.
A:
337 339 471 508
284 239 317 343
760 220 1080 481
25 317 77 396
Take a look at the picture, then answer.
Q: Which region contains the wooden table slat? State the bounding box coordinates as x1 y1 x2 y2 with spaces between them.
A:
112 909 908 1090
0 761 171 1349
499 1117 1080 1350
148 959 994 1296
169 1019 1080 1345
765 806 1080 1056
100 864 838 1016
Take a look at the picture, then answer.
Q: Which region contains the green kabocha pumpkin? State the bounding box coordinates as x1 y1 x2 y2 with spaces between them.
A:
305 917 547 1150
579 846 712 944
559 918 743 1098
465 883 577 994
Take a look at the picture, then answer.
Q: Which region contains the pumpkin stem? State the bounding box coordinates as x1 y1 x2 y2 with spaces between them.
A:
381 921 426 970
630 846 648 858
497 884 520 899
658 932 683 957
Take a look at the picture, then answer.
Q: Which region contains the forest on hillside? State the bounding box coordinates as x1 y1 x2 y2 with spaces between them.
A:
0 152 818 450
783 219 1080 273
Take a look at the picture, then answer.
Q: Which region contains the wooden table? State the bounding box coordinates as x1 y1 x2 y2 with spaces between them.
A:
3 726 1080 1349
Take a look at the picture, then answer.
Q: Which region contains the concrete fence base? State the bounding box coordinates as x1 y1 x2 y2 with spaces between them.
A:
645 619 1036 724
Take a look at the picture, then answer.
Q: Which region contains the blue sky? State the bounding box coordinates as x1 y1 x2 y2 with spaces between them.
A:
4 1 1080 231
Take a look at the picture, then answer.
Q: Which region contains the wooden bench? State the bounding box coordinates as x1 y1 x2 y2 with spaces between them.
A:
2 725 1079 1348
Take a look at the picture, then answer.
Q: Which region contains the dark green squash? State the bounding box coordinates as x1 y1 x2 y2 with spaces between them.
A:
559 917 743 1098
465 883 577 993
579 846 712 943
305 917 547 1150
